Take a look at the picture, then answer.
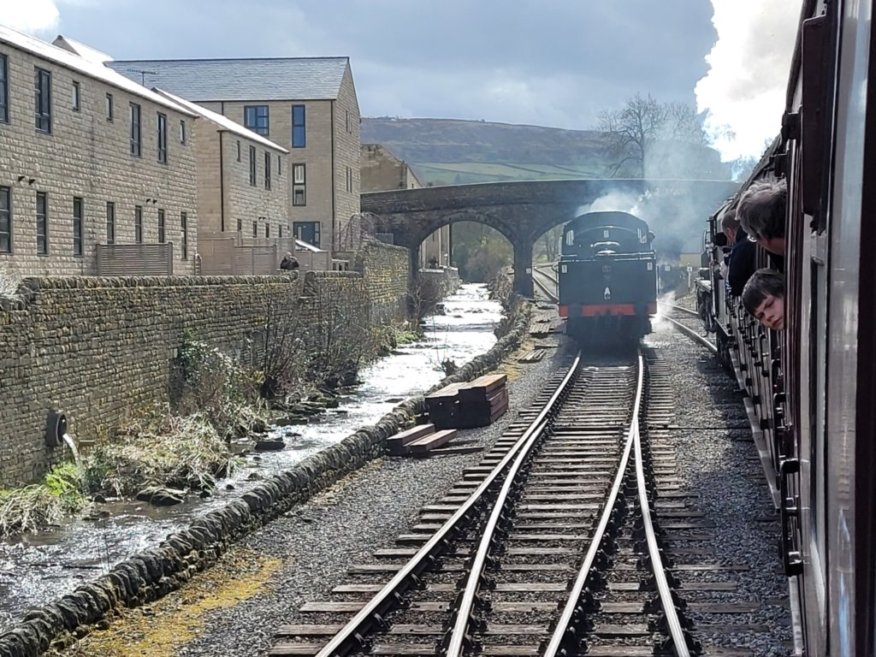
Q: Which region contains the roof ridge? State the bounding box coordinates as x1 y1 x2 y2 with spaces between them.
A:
113 56 349 64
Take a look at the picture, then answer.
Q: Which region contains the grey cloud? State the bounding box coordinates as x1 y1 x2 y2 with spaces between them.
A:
54 0 717 128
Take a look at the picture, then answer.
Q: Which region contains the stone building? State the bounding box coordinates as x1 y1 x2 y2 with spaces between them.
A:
361 143 449 269
109 57 361 255
0 28 199 276
154 90 292 274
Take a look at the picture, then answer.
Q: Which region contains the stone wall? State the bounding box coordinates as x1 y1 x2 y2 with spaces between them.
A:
0 266 406 487
346 238 409 325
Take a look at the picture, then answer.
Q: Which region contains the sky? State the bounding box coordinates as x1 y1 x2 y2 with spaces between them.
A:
1 0 800 161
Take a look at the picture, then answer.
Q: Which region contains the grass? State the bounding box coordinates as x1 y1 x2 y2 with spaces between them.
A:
0 462 88 537
84 412 238 497
415 161 601 185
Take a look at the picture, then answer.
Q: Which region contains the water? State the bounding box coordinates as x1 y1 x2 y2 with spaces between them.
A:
0 283 503 631
61 433 81 467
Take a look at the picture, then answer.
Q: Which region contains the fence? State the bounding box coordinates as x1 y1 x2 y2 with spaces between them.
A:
94 243 174 276
199 238 278 275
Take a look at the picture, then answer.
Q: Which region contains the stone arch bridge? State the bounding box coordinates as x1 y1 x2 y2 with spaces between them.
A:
361 179 739 296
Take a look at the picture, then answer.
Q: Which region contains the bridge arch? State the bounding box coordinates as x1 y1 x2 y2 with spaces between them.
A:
362 179 739 296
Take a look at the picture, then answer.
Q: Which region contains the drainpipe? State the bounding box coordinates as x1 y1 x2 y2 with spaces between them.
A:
219 131 225 232
330 100 336 252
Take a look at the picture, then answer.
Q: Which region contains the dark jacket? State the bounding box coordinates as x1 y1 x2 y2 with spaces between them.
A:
280 256 299 271
728 229 757 296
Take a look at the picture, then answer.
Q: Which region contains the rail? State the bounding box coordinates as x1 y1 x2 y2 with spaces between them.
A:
543 352 644 656
633 353 690 656
314 353 582 657
663 315 718 354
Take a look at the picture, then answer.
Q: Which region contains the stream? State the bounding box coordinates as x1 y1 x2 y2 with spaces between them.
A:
0 283 503 631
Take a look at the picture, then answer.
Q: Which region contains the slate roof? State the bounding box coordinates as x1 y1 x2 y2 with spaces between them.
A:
107 58 349 102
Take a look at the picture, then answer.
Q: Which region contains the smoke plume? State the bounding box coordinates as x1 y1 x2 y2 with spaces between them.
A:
695 1 800 161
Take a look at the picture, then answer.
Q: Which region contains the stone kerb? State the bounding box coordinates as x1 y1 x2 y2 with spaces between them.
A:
0 296 532 657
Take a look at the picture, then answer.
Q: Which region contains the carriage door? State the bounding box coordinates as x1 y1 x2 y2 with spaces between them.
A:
796 12 835 654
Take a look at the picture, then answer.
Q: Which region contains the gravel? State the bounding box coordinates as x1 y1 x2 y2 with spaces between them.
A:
57 309 791 657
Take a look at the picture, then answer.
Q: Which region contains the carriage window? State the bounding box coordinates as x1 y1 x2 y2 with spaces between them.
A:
565 231 574 246
603 229 610 238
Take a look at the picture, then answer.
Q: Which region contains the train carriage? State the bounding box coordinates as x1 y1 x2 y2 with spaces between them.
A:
558 211 657 344
696 1 876 654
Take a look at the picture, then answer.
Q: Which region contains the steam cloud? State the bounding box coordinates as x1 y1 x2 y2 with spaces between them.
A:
695 0 800 161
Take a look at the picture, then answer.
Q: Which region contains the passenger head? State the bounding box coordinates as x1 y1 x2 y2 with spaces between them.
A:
737 179 786 255
742 268 785 330
285 251 293 258
720 210 740 244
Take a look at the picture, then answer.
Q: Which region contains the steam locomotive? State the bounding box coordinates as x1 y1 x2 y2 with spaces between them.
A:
697 1 876 654
557 211 657 344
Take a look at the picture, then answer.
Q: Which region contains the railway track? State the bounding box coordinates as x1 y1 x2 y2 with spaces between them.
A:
272 350 760 657
532 265 558 303
659 303 717 354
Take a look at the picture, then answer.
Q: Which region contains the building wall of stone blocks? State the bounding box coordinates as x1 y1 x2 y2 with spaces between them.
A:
0 268 406 487
0 41 198 276
200 99 336 252
218 131 289 240
360 143 418 193
333 68 362 249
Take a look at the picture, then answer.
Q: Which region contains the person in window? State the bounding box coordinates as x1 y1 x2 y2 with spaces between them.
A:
741 268 785 330
720 209 757 296
737 179 786 271
280 251 299 271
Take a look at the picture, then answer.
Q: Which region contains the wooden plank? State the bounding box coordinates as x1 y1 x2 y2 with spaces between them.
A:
269 643 326 656
458 374 507 400
407 428 458 454
387 423 435 454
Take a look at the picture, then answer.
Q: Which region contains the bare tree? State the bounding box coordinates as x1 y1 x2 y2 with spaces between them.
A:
599 93 666 177
599 94 716 179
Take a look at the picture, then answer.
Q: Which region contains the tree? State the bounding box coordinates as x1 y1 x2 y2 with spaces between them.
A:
598 93 665 178
599 94 727 180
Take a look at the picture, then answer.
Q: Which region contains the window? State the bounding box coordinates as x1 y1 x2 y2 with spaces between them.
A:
265 151 271 190
244 105 269 136
73 197 83 256
278 225 283 239
345 166 353 193
345 109 350 133
179 119 186 144
34 68 52 133
277 155 282 177
292 163 306 206
72 81 80 111
0 187 11 253
36 192 48 255
105 201 115 244
135 205 143 243
237 217 242 232
106 93 113 121
130 103 142 156
252 221 258 238
292 104 305 147
236 140 241 162
158 209 165 243
157 113 167 163
180 212 188 259
293 221 320 248
249 145 256 186
265 224 270 239
0 55 7 123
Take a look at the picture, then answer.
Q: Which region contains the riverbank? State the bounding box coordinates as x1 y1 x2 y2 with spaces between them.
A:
0 284 527 656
